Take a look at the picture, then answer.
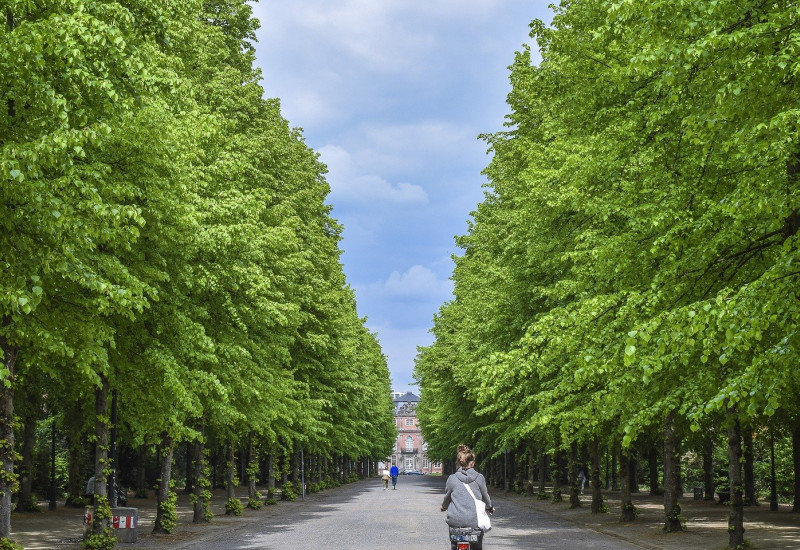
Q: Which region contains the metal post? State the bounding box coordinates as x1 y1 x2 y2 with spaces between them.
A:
49 418 56 510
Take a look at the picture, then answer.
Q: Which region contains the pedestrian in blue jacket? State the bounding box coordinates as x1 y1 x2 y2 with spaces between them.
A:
390 465 399 489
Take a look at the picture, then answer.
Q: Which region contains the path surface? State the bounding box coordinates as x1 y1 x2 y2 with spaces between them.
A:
135 476 640 550
9 476 800 549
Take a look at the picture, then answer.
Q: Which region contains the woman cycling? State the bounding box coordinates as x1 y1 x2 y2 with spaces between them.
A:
440 444 494 549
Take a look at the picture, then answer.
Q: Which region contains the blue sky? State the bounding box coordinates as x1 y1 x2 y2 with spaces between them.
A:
251 2 552 393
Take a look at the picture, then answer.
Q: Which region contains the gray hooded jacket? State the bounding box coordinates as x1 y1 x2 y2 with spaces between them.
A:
441 467 492 528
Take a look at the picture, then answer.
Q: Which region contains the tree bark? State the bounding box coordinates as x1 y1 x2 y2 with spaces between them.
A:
612 446 619 490
192 436 208 523
0 319 17 538
225 439 236 504
91 375 110 537
569 442 581 508
727 407 745 548
649 445 660 495
619 445 635 522
703 430 716 500
663 410 683 532
526 445 535 495
590 436 603 513
135 445 148 498
18 411 37 511
153 435 174 534
743 424 757 506
537 451 547 494
247 433 257 501
793 417 800 513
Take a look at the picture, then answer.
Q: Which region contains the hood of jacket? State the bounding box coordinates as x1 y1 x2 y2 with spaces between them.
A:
454 467 479 484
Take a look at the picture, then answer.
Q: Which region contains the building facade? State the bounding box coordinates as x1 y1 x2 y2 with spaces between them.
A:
388 392 442 474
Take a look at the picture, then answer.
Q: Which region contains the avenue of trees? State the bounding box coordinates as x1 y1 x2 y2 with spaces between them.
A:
415 2 800 549
1 1 395 548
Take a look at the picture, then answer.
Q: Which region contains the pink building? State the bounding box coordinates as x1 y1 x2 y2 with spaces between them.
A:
389 392 442 474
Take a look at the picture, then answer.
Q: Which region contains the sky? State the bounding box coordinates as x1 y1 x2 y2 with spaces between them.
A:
251 1 553 394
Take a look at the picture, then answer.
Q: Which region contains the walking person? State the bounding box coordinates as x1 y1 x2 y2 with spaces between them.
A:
382 468 390 490
390 464 399 489
578 466 587 495
441 444 494 549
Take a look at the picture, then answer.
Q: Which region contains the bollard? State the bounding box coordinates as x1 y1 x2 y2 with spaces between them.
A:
111 507 138 543
693 487 703 500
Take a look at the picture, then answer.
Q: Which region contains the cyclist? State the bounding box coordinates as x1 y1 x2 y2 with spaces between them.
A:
441 444 494 549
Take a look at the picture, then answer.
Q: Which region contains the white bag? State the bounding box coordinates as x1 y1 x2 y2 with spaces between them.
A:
463 482 491 531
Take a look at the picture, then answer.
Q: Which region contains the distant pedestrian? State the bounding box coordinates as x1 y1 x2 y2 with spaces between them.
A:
577 467 587 494
390 465 399 489
382 469 390 490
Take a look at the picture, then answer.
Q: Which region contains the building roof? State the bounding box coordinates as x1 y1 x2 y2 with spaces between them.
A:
393 391 420 403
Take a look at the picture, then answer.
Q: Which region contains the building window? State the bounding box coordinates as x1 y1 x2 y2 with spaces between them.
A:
405 418 414 427
405 436 413 452
433 461 441 469
405 457 414 470
423 456 430 469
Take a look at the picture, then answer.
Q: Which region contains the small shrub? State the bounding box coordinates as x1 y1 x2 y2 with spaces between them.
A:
0 538 23 550
281 481 297 501
225 497 243 516
265 497 277 505
550 487 563 503
248 491 263 510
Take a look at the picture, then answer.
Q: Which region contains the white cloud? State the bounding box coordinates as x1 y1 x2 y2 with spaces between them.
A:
382 265 453 298
318 144 428 204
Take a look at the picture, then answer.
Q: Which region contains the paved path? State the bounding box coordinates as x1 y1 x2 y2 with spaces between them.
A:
9 476 800 549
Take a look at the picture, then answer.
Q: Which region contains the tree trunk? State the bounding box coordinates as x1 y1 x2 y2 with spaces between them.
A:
18 411 37 511
619 445 635 522
184 441 194 494
612 446 619 490
569 442 581 508
663 410 683 532
727 407 745 549
0 320 17 538
630 453 640 493
793 417 800 513
226 439 236 504
649 446 660 495
65 423 83 506
703 431 715 500
526 446 535 495
742 424 757 506
266 453 275 492
537 451 547 494
590 436 603 513
247 434 257 501
135 445 148 498
153 435 174 534
192 437 208 523
91 375 110 537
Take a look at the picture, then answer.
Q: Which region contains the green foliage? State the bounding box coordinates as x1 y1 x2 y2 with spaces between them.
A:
225 497 243 516
247 491 263 510
414 4 800 531
0 538 23 550
280 481 297 502
157 491 178 534
82 533 117 550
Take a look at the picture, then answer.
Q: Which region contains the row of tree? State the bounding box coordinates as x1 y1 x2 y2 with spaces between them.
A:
415 2 800 549
1 1 396 548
